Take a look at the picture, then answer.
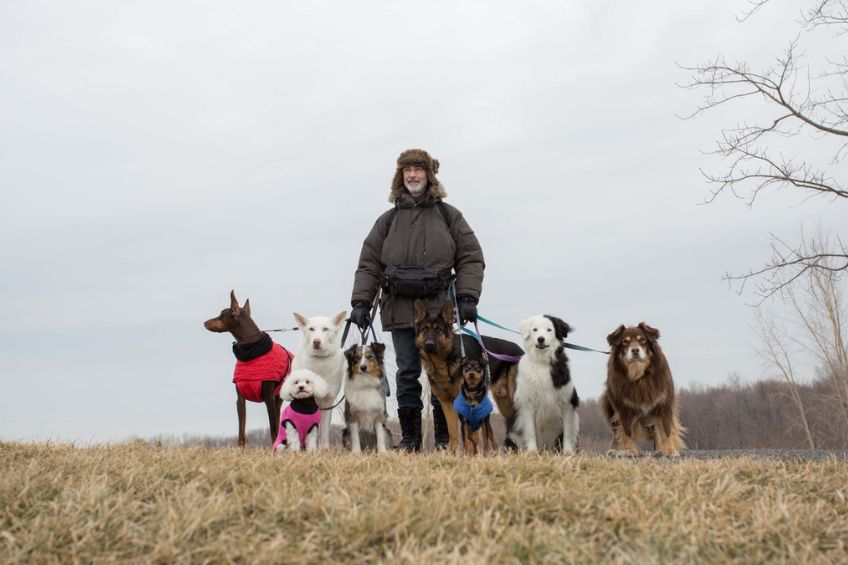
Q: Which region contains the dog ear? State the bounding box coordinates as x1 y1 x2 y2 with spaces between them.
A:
545 315 572 341
371 342 386 364
639 322 661 342
242 298 251 318
344 344 358 367
280 374 294 399
440 300 456 325
293 312 307 327
414 299 428 325
606 325 626 347
519 317 534 341
312 375 329 399
230 290 241 319
332 310 347 328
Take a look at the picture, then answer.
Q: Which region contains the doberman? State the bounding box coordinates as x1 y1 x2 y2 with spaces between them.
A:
204 291 293 447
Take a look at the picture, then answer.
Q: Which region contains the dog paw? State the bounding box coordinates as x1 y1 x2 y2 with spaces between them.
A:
607 449 638 458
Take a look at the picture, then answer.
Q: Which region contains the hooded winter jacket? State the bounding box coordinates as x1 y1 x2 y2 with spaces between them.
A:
351 192 484 330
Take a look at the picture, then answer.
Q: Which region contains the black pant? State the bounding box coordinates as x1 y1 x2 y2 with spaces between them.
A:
391 328 432 411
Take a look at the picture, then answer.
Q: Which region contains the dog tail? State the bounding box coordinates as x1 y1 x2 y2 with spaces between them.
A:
666 407 687 451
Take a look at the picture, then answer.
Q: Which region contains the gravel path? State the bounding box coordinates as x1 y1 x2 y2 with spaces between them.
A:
682 449 848 462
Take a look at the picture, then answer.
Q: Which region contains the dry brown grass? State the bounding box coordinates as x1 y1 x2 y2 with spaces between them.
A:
1 442 847 564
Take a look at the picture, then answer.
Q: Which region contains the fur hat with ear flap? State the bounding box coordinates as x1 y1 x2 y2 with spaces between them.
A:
389 148 448 202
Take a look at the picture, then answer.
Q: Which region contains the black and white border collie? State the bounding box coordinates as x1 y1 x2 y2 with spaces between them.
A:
507 315 580 452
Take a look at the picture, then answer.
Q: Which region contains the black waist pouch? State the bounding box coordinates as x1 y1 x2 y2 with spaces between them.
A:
382 266 453 298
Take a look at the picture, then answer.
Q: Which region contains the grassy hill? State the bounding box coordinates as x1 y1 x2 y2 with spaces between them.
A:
2 442 847 563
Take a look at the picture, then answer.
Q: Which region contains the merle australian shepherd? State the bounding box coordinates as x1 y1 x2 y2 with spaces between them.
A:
414 299 524 453
506 315 580 452
342 342 391 453
601 323 685 457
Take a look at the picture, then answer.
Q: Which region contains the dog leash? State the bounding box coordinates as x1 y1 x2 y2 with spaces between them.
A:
450 281 496 386
285 393 346 412
342 289 381 347
475 313 610 355
264 326 299 333
319 395 347 411
341 290 391 398
464 323 524 363
450 280 468 359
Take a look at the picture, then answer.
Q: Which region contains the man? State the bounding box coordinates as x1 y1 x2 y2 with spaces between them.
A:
349 148 484 452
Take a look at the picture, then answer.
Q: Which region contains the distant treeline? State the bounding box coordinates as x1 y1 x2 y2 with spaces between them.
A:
579 374 848 451
154 375 848 450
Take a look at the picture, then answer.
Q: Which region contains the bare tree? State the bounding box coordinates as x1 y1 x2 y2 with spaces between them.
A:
680 0 848 300
753 230 848 447
755 309 817 448
780 233 848 427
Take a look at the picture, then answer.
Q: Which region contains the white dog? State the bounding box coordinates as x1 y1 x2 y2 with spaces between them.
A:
273 369 328 452
292 311 346 449
507 315 580 453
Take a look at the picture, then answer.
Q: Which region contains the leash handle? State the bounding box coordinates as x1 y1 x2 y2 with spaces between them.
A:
450 280 467 359
345 288 382 347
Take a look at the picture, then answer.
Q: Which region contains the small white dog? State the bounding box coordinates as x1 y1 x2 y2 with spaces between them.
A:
273 369 328 452
507 314 580 453
292 311 347 449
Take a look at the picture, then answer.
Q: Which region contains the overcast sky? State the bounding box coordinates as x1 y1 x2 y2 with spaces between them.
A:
1 0 843 442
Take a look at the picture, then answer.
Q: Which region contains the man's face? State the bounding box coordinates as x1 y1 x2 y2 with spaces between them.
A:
403 165 428 196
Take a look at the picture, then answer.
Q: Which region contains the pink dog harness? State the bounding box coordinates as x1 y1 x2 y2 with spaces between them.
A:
232 342 293 402
273 398 321 449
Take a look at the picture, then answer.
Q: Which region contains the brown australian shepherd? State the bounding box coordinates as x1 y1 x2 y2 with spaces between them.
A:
600 323 685 457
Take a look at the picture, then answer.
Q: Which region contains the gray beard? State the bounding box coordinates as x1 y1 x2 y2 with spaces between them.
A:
404 179 428 196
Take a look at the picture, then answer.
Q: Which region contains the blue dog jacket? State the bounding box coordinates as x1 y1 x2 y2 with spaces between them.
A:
453 392 493 432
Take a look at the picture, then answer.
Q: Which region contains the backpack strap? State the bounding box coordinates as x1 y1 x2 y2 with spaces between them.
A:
384 200 451 232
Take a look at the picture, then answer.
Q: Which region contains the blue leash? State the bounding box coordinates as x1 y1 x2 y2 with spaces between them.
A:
474 314 609 355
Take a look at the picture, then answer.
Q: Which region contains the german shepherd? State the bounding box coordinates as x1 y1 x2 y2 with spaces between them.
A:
413 299 524 453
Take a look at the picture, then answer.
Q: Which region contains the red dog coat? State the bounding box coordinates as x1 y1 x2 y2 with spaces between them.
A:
232 343 293 402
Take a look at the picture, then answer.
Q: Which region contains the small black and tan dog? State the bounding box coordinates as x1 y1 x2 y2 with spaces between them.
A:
414 299 524 453
204 291 293 447
455 358 497 455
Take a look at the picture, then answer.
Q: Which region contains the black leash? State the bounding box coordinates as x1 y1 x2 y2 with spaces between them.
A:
319 395 347 412
341 290 391 397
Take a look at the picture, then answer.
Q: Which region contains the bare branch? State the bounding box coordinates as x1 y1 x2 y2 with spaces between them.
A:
724 232 848 303
684 1 847 296
803 0 848 30
737 0 773 23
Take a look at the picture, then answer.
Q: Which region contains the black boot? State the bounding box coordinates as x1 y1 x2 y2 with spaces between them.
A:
395 407 422 452
432 399 449 451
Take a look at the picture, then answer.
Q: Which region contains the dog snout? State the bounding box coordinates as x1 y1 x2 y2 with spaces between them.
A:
630 348 641 357
312 338 322 349
536 336 546 345
298 384 306 391
424 340 437 353
359 364 368 372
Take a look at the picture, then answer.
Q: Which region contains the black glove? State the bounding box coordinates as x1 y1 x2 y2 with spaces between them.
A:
457 295 478 325
349 302 371 329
